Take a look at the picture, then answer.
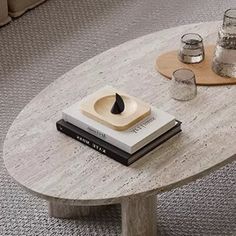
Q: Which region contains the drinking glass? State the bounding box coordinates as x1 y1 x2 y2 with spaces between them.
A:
170 68 197 101
212 8 236 78
179 33 204 64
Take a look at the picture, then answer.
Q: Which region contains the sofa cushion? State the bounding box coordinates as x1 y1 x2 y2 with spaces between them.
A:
8 0 46 17
0 0 11 26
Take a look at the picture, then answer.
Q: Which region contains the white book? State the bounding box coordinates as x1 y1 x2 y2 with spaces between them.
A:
62 102 176 154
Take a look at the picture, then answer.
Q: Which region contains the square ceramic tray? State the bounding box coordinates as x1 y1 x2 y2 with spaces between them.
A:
79 86 151 130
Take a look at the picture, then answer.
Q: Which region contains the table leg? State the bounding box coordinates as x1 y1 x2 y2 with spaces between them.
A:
121 195 157 236
48 202 108 219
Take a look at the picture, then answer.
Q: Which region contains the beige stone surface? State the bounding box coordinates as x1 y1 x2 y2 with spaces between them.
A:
122 195 157 236
3 21 236 206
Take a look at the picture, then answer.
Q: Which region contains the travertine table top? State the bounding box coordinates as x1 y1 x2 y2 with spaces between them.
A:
3 22 236 205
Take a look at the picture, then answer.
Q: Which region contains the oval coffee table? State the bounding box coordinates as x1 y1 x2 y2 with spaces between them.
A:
3 22 236 236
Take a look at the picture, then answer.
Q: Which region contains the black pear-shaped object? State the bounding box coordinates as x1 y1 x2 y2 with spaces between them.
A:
111 93 125 114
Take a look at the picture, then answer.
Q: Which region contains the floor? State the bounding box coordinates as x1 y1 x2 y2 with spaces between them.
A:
0 0 235 235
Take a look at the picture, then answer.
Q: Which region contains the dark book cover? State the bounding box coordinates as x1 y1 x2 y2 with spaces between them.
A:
56 119 182 166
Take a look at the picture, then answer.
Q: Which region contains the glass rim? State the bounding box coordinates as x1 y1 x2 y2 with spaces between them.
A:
172 68 195 80
181 33 203 44
224 8 236 19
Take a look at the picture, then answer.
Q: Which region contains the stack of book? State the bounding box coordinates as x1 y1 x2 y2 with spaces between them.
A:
56 88 181 166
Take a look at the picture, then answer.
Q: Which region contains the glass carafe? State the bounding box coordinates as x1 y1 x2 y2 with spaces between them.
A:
212 9 236 78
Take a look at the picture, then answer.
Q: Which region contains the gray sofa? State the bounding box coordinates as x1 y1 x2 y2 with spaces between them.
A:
0 0 46 26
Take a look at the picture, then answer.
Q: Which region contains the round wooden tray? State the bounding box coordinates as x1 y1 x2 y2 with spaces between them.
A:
156 45 236 86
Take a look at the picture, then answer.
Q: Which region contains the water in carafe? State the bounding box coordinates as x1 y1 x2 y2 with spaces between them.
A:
212 9 236 78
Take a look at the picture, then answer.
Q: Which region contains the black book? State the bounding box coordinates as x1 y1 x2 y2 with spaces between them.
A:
56 119 182 166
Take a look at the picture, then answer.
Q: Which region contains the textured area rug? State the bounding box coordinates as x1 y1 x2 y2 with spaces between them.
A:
0 0 235 235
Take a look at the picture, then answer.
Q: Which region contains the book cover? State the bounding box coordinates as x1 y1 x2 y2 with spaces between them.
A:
62 103 176 154
56 119 182 166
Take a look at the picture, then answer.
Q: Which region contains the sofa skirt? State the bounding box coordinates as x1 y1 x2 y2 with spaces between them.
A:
0 0 11 26
8 0 46 17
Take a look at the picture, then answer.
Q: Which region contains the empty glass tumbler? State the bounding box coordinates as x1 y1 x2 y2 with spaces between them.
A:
212 8 236 78
179 33 205 64
170 68 197 101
